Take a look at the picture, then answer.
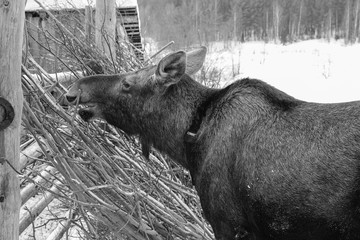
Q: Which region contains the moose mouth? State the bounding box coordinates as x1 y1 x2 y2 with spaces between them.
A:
78 103 96 122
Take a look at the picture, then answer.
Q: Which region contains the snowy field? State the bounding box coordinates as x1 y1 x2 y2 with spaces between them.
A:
204 40 360 103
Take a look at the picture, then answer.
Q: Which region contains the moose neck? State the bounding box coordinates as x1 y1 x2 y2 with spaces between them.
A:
141 75 217 170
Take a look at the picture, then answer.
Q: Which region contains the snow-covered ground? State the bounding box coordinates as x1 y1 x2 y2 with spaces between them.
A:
205 40 360 103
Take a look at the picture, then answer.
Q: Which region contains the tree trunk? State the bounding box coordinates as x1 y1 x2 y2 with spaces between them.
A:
233 5 237 41
0 0 25 239
266 10 269 40
198 0 202 44
95 0 116 60
214 0 218 41
273 0 280 43
354 0 360 42
327 7 332 41
345 0 351 44
358 6 360 42
239 6 243 42
195 0 198 31
297 0 303 38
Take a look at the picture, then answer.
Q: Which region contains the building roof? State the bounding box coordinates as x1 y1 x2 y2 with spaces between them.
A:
25 0 138 11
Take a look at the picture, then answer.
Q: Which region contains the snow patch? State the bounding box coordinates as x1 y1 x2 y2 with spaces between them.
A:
204 40 360 103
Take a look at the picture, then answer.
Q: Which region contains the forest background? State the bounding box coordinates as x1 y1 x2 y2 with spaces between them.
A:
138 0 360 48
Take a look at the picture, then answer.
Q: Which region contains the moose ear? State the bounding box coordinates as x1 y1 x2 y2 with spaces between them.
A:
156 51 186 82
185 46 207 75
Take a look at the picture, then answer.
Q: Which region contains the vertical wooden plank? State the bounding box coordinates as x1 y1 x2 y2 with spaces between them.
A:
39 15 49 70
28 16 41 63
95 0 116 60
44 17 58 73
0 0 25 239
85 5 93 42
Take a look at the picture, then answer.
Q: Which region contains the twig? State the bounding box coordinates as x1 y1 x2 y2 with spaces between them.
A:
144 41 174 65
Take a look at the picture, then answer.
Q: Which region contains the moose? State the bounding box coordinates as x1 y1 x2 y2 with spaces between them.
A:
65 47 360 240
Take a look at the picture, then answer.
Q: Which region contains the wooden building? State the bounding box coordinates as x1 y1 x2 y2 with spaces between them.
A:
25 0 144 66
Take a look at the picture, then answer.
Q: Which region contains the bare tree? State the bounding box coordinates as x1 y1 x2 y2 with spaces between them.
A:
344 0 351 43
297 0 304 37
354 0 360 42
138 0 360 45
214 0 218 41
273 0 281 43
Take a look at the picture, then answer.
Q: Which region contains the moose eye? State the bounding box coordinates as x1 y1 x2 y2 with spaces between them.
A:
123 81 131 91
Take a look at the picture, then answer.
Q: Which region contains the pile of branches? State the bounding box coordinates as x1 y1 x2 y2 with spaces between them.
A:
20 3 213 240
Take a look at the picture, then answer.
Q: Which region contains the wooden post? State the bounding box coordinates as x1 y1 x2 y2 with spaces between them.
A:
95 0 116 60
0 0 25 239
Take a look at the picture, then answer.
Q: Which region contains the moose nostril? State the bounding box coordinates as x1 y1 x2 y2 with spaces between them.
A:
66 95 77 103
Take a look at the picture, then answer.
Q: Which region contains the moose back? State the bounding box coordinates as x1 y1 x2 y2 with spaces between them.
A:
65 47 360 240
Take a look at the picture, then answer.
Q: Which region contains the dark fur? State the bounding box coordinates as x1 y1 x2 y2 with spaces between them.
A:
66 53 360 239
186 78 360 239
